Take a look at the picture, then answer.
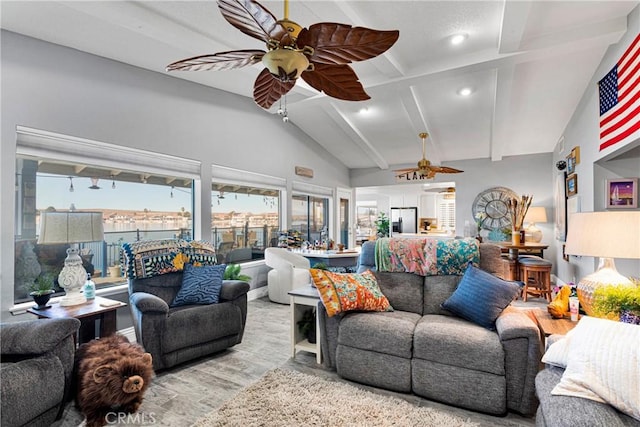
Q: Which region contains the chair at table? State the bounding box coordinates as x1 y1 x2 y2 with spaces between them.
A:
518 256 552 302
264 248 311 304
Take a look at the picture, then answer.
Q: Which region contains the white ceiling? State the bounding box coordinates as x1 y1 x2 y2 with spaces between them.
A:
1 1 635 172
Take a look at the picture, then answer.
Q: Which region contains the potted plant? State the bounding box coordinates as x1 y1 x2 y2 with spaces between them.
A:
224 263 252 282
375 212 390 238
297 308 316 343
26 273 55 309
592 281 640 324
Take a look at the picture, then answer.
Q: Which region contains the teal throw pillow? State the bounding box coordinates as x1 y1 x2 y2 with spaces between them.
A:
171 263 226 307
441 262 522 330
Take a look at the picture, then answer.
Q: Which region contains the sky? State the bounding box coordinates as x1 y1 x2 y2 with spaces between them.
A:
37 175 277 214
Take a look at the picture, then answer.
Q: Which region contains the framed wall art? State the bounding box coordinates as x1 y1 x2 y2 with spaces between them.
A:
566 146 579 175
566 174 578 197
606 178 638 209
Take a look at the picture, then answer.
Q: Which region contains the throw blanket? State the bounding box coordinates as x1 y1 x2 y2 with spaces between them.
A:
122 239 217 279
375 237 479 276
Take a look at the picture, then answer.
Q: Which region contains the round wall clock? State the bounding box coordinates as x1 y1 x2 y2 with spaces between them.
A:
472 187 518 231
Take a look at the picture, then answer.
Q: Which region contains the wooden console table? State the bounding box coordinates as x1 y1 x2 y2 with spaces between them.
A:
497 242 549 260
28 296 126 345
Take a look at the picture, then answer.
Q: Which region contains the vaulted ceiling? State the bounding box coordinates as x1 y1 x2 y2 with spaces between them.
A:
1 1 635 172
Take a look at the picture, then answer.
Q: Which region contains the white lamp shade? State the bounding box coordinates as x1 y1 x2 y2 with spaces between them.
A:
524 206 547 224
564 211 640 259
38 211 104 244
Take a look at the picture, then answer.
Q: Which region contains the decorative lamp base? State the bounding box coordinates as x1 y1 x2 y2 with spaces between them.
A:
576 258 632 316
58 246 88 307
525 224 543 243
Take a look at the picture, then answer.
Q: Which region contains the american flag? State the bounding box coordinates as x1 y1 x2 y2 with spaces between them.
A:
598 33 640 151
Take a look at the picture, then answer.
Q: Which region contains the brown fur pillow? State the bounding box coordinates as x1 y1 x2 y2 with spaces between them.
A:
75 335 154 427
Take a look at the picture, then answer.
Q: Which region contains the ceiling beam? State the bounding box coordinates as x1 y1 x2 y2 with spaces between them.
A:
498 1 532 54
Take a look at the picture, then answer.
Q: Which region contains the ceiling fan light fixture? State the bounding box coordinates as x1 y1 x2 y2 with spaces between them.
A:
262 48 310 82
450 33 468 45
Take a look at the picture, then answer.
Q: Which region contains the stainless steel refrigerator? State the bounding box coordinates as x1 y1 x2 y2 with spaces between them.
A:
390 207 418 235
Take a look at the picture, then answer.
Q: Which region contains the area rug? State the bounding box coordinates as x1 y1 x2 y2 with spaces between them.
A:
192 368 480 426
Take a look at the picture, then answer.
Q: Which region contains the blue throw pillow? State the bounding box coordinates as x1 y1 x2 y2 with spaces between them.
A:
171 263 226 307
441 262 523 330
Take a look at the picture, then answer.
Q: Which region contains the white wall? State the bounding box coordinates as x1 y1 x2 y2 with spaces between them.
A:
551 6 640 284
0 31 350 320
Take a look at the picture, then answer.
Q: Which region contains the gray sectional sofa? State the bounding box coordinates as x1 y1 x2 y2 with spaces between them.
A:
1 318 80 427
535 335 640 427
318 241 541 416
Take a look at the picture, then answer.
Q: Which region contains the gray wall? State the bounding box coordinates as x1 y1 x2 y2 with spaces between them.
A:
352 153 556 264
0 30 349 321
550 5 640 284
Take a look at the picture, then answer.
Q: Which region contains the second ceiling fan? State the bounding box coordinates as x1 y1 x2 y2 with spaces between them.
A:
393 133 464 179
167 0 399 110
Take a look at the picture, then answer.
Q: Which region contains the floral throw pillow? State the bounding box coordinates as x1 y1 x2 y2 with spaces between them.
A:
310 269 393 317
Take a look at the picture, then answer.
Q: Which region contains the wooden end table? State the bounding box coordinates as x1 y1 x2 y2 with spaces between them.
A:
531 308 579 340
28 296 127 345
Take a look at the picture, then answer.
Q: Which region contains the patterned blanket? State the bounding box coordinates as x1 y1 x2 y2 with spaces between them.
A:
122 239 217 279
374 237 479 276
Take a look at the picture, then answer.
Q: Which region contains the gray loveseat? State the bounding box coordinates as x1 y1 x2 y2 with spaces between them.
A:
129 273 250 371
318 241 541 416
1 318 80 427
535 335 640 427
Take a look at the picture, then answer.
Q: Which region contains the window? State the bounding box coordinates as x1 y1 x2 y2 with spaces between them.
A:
356 205 377 243
211 183 280 264
438 198 456 231
14 127 199 303
291 194 329 244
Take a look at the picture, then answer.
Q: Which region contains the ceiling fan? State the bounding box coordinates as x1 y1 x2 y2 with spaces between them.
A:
167 0 399 109
393 133 464 179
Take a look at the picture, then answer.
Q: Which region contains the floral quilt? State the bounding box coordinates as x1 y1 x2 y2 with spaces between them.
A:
375 237 479 276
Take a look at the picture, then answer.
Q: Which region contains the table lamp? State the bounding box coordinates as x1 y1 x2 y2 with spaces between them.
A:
564 211 640 316
37 211 104 306
524 207 548 243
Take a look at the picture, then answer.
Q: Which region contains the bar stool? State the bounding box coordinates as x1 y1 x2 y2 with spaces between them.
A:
518 256 552 302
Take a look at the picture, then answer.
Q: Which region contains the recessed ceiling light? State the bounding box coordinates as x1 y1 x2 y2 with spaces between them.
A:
359 107 369 114
458 87 473 97
450 33 468 45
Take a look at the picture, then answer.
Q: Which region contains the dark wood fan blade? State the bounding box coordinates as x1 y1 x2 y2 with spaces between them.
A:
430 166 464 174
298 23 399 65
167 50 265 72
393 168 418 174
253 68 296 109
301 63 369 101
217 0 286 43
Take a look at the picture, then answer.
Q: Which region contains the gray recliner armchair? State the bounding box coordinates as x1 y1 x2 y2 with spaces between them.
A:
128 273 250 371
1 317 80 427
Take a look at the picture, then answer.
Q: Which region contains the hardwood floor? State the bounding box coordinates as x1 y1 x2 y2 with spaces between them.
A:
54 296 538 426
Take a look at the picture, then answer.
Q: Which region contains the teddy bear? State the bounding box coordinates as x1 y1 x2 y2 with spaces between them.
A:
75 334 154 427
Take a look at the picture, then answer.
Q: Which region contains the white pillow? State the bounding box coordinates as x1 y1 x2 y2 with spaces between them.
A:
541 332 574 368
551 316 640 421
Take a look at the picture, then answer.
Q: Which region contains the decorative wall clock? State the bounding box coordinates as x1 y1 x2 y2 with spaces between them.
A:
472 187 518 231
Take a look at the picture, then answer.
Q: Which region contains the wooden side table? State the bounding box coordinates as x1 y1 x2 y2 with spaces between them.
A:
28 296 127 345
531 308 579 338
289 286 322 364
